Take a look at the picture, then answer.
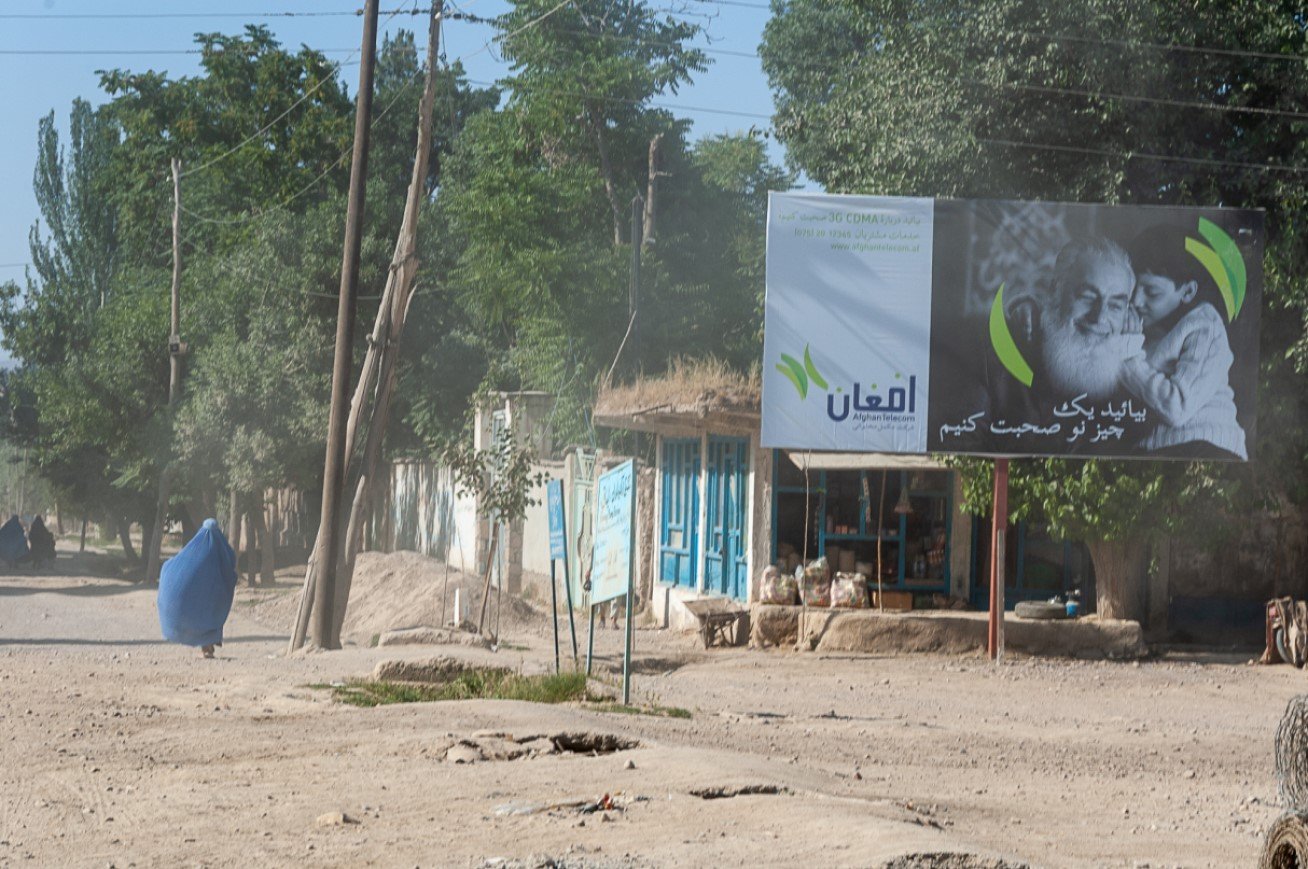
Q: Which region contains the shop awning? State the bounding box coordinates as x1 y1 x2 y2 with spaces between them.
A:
784 451 947 471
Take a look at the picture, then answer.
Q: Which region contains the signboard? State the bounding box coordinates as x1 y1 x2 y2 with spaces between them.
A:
762 193 1263 461
547 479 567 561
590 459 635 605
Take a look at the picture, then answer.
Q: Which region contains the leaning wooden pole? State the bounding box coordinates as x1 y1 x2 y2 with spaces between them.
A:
308 0 379 651
292 3 441 650
332 6 443 643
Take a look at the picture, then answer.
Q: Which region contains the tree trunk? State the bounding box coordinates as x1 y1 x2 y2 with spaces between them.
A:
79 515 88 553
1086 538 1150 622
55 505 64 535
589 109 625 246
117 517 137 563
644 132 664 245
245 509 259 587
256 498 275 586
229 490 243 579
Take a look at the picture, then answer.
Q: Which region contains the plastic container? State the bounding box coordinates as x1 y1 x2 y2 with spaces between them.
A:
1065 600 1080 618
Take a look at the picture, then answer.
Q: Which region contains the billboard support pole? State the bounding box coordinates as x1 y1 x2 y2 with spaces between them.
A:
988 458 1009 662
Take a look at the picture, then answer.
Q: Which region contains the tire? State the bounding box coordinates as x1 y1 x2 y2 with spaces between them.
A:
1014 600 1068 620
1261 812 1308 869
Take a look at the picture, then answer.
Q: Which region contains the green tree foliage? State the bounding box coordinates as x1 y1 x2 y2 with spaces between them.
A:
762 0 1308 612
2 27 496 556
431 0 788 448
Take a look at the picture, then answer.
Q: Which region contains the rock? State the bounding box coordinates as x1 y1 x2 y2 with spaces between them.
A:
624 760 636 770
445 742 485 764
372 656 508 684
377 627 492 649
315 811 357 827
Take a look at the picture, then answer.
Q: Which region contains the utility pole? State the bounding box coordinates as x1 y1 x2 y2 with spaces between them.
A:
145 157 184 584
311 0 380 650
629 194 642 374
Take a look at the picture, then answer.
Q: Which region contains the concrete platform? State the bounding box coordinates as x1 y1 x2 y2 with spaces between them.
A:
750 604 1148 659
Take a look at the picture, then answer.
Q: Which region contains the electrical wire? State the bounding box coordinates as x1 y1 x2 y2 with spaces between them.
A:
979 136 1308 175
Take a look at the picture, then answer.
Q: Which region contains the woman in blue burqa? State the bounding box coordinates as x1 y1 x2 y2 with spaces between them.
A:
157 519 237 659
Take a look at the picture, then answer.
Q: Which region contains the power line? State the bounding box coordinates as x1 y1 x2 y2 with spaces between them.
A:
468 77 769 118
980 137 1308 175
0 48 355 56
0 8 431 20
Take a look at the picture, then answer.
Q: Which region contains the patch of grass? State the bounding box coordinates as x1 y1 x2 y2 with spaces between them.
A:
368 633 380 648
329 669 589 708
585 701 692 720
497 641 530 651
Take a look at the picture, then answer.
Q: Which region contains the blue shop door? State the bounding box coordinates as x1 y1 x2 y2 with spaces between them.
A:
704 437 750 600
659 439 700 588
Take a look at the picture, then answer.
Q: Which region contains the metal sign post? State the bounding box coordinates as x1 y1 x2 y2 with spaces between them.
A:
988 457 1009 663
546 479 578 672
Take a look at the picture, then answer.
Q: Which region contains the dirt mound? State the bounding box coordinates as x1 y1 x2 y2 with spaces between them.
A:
246 550 546 643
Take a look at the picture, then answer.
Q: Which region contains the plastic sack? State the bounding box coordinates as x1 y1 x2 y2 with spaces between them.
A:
759 565 798 605
798 557 831 607
830 572 869 608
0 515 29 564
157 519 238 648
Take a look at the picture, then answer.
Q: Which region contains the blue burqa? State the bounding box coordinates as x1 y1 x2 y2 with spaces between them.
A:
0 515 29 564
157 519 237 647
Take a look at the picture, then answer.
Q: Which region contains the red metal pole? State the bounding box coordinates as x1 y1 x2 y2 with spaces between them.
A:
988 458 1009 661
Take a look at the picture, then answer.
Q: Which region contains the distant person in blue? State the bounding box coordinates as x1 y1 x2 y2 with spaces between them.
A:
26 516 56 569
157 519 238 659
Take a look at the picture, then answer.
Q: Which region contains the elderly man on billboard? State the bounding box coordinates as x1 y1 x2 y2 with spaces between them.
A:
976 235 1145 437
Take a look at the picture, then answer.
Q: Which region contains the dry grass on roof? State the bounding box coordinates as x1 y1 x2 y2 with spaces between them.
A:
596 357 761 418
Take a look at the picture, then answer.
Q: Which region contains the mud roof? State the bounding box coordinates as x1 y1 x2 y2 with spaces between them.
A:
593 358 760 437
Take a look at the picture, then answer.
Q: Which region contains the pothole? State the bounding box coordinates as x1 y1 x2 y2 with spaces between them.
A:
879 855 1031 869
688 784 790 800
552 732 639 755
444 731 639 763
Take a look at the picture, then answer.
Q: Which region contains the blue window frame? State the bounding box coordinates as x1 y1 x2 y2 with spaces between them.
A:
659 439 700 588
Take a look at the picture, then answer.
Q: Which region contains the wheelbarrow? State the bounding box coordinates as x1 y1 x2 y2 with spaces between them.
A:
682 597 748 649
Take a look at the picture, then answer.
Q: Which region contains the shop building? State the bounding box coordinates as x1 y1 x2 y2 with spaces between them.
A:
594 370 1096 630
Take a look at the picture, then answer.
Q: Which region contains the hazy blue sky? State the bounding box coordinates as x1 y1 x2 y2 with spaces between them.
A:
0 0 787 282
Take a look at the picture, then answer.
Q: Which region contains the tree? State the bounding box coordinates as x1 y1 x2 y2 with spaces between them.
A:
761 0 1308 616
435 0 786 447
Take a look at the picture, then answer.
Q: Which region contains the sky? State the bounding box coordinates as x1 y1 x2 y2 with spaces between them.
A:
0 0 788 282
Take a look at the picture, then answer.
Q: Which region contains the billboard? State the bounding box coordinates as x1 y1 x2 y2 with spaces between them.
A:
762 193 1263 461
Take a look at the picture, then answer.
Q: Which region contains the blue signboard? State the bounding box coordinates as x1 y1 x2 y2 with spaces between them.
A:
547 479 567 561
590 459 635 605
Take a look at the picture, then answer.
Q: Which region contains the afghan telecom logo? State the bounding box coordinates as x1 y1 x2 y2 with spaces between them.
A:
776 344 918 422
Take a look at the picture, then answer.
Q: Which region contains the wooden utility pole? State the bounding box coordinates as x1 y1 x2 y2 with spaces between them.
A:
629 194 642 372
310 0 380 650
144 157 183 584
293 3 444 650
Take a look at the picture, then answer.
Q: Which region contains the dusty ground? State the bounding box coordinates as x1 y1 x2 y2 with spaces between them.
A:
0 545 1303 868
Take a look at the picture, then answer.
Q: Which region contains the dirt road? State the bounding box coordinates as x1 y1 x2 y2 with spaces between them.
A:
0 552 1300 867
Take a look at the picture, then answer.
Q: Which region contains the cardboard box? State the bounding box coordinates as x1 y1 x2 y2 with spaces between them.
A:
871 590 914 612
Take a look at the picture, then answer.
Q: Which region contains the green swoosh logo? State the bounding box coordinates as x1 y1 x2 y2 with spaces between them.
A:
990 283 1033 387
803 345 828 390
777 353 808 398
1193 218 1246 321
1186 237 1236 321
